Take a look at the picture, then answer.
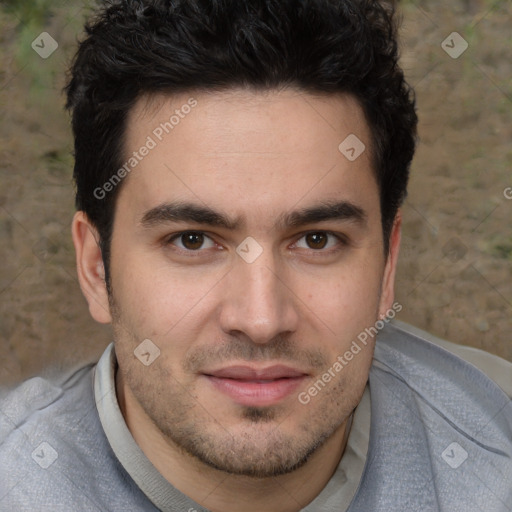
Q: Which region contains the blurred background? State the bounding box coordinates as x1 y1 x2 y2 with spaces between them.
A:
0 0 511 385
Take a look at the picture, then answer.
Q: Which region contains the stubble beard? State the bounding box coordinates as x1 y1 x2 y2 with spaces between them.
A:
109 293 360 478
119 352 356 478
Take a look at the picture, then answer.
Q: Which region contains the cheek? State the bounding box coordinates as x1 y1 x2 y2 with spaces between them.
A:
110 246 223 344
296 258 383 329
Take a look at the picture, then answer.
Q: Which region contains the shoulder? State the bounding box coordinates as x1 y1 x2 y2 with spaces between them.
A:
0 365 97 507
373 320 512 430
375 320 512 399
0 364 95 443
387 320 512 398
362 321 512 510
0 354 158 511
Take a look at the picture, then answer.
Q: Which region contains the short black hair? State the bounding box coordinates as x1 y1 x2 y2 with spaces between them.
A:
66 0 417 287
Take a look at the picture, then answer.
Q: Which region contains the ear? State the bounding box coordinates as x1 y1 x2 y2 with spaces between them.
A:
378 210 402 319
71 211 112 324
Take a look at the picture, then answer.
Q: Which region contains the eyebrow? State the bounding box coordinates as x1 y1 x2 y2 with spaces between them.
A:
140 202 241 230
139 200 367 231
282 201 367 230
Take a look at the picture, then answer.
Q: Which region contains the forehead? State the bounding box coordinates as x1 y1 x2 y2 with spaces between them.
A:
118 88 378 226
128 87 371 154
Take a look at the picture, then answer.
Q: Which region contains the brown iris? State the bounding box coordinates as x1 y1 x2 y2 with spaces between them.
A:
305 232 328 250
181 232 204 250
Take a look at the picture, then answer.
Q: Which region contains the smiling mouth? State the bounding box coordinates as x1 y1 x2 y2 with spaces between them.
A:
202 365 308 407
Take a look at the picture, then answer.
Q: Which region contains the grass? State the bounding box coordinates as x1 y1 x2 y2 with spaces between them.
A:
1 0 95 109
2 0 54 25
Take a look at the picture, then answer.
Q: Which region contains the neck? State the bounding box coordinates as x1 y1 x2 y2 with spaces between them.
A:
116 370 353 512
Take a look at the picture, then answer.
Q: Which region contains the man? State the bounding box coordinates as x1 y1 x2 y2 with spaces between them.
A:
1 0 511 510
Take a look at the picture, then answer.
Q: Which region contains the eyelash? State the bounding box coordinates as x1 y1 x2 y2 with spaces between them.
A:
164 230 348 257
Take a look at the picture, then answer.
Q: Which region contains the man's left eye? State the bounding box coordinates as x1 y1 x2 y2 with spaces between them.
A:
294 232 343 251
168 231 216 251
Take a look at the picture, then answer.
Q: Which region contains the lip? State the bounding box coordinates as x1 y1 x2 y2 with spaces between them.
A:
202 365 308 407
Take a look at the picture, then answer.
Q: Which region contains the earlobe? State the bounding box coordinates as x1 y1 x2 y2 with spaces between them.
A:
378 211 402 319
71 211 112 324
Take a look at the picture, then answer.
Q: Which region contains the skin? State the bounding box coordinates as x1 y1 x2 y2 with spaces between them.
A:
72 88 401 512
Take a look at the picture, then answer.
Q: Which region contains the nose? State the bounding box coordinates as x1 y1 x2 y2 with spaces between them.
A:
219 248 300 345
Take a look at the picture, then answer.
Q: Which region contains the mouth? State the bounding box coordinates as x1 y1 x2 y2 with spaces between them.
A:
202 365 308 407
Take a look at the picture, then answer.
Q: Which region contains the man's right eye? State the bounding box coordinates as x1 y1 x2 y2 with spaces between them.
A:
166 231 217 252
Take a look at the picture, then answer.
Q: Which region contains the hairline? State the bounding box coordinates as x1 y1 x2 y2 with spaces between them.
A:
98 85 390 286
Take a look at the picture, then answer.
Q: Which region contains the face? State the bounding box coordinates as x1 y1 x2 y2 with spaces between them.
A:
96 88 398 477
